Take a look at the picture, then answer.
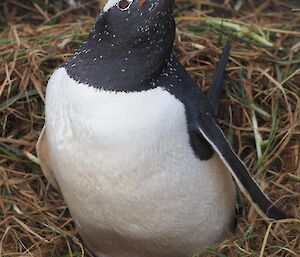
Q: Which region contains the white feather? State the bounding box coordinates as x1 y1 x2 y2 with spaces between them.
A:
103 0 120 12
45 67 236 257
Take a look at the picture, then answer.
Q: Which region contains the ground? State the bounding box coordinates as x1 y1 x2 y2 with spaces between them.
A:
0 0 299 256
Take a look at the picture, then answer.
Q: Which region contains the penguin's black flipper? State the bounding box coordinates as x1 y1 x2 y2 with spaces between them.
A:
204 43 285 219
207 43 231 116
195 112 286 220
158 56 285 220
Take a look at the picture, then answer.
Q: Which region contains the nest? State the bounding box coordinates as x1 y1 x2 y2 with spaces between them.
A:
0 0 299 256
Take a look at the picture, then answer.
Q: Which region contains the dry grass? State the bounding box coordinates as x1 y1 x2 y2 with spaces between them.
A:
0 0 299 256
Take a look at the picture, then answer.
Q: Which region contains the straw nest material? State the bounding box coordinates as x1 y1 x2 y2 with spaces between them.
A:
0 0 299 256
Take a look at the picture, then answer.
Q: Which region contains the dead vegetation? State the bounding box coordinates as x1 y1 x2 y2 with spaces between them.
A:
0 0 299 256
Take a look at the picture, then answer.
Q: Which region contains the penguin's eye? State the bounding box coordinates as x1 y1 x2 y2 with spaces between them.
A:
117 0 133 10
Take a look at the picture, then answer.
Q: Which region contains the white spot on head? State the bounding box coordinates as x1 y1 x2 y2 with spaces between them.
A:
103 0 119 12
103 0 132 12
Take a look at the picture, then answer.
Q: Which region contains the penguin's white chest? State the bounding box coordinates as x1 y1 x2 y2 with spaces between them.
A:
45 68 236 257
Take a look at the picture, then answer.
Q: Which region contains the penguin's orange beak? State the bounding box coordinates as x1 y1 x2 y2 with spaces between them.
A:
139 0 146 7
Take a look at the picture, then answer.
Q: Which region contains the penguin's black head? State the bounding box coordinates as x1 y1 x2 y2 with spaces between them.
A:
64 0 176 91
95 0 176 57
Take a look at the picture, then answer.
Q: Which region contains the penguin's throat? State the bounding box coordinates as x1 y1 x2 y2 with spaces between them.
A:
63 39 173 92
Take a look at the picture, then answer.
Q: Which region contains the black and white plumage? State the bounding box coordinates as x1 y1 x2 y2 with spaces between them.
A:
37 0 285 256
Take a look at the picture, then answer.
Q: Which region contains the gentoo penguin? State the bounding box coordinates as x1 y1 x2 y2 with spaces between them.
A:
37 0 285 256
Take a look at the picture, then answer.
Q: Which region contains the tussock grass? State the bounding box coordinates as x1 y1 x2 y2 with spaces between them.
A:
0 0 299 256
